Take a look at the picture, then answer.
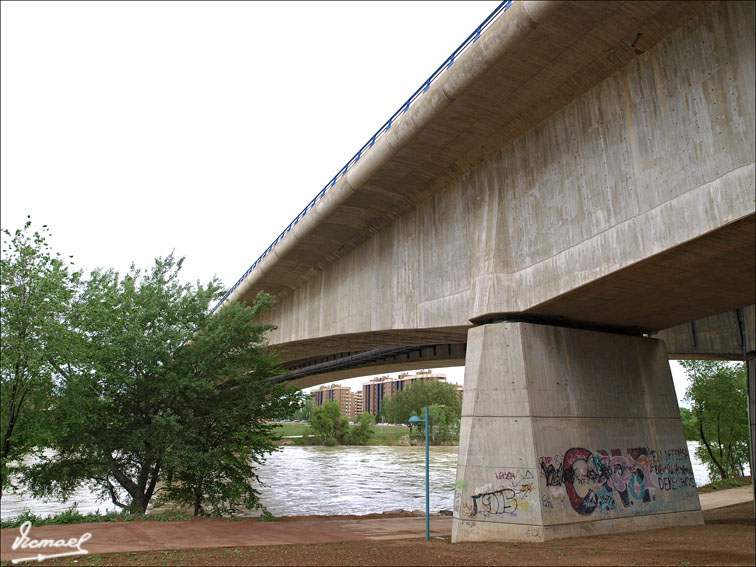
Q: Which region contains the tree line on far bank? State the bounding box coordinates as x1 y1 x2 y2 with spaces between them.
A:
306 380 462 446
1 220 302 517
677 360 750 481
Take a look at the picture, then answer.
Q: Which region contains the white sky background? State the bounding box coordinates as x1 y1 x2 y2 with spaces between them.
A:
0 1 692 406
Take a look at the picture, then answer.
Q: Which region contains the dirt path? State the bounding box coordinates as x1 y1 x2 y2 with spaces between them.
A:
1 488 753 566
0 503 749 566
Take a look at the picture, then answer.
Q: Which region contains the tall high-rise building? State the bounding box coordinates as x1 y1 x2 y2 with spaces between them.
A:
311 383 362 421
310 370 456 421
353 391 363 416
362 370 448 418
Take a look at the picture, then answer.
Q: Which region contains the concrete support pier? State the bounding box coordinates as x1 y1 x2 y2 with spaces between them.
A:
452 323 703 542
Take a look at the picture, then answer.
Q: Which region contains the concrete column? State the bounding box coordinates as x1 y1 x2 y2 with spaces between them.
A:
452 322 703 543
737 306 755 517
747 352 755 517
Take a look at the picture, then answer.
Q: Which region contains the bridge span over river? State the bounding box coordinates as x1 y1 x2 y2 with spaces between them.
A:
214 1 755 542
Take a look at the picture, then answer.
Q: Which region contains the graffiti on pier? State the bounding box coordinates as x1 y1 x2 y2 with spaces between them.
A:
472 487 518 516
539 455 568 500
538 446 696 517
462 469 536 519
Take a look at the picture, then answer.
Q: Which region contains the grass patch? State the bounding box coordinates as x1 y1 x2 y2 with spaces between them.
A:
698 477 749 491
271 422 452 446
0 505 120 529
257 509 279 522
273 423 312 437
128 509 191 522
0 505 190 529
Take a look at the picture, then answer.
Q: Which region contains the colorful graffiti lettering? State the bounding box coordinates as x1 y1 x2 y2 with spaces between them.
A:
539 446 695 517
495 471 516 480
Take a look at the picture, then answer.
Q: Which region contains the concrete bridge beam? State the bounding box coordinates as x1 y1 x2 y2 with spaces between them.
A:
452 322 702 542
654 306 755 361
655 305 755 516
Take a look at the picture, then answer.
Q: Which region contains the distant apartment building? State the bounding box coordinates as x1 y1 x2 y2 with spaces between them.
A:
362 370 447 418
311 384 362 421
353 391 363 416
310 371 458 421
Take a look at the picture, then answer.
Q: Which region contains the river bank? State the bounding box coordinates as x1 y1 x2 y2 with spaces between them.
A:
272 422 458 447
0 443 728 523
1 498 753 566
3 476 751 529
2 446 461 522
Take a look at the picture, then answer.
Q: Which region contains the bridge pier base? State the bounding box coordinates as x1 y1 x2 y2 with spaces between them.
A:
452 322 703 542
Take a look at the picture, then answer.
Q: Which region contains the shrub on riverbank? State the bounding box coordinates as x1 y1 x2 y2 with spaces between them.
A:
273 422 456 446
308 403 377 446
0 505 191 529
697 475 752 493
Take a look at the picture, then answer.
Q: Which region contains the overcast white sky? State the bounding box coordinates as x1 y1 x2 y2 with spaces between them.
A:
0 0 692 405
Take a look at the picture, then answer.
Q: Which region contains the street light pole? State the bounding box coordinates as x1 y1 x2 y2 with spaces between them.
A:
409 408 430 541
425 405 429 541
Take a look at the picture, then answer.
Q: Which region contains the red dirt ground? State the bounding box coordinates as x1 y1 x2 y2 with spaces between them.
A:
25 502 755 567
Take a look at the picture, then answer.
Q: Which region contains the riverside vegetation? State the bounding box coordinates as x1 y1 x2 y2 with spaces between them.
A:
295 380 463 446
677 360 750 481
1 219 303 518
273 421 430 446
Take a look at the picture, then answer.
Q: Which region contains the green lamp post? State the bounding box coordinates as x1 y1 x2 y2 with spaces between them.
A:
409 406 430 541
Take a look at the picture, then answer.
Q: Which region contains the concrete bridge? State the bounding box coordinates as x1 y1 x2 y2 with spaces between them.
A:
216 1 755 542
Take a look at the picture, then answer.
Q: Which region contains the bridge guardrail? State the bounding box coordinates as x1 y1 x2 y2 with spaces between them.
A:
213 0 513 313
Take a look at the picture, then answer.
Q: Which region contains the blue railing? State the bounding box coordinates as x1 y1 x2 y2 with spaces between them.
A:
212 0 514 313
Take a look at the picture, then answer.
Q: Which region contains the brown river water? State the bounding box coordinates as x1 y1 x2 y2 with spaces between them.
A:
1 445 458 520
2 442 716 521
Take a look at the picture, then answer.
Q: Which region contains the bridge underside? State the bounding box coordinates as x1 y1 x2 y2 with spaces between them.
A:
277 305 755 388
275 213 754 386
278 343 466 390
516 216 755 334
241 0 754 542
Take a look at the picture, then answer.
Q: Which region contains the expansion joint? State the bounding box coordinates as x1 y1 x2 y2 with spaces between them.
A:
468 312 647 336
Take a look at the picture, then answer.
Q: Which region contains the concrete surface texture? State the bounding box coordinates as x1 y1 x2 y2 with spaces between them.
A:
698 485 754 511
655 307 755 361
214 1 754 376
452 322 702 542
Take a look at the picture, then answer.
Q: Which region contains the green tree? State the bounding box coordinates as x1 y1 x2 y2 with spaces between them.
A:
308 401 349 446
344 413 375 445
384 381 461 424
1 220 78 498
23 254 298 514
681 360 749 480
679 407 699 441
158 297 300 516
427 403 456 443
383 381 461 445
291 396 314 421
